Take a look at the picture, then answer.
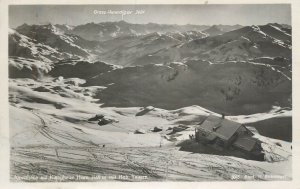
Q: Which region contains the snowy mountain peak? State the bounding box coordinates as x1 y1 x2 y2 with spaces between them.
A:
9 28 16 35
203 25 224 36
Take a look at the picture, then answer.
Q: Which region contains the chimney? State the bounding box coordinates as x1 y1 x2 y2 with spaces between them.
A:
222 113 225 119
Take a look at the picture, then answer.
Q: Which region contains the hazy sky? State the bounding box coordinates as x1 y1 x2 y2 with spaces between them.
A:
9 4 291 28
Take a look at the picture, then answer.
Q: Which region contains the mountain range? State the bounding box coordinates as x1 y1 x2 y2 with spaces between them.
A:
9 21 292 114
9 21 291 67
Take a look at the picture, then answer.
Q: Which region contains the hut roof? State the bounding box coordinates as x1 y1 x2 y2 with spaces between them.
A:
233 137 258 152
197 114 243 141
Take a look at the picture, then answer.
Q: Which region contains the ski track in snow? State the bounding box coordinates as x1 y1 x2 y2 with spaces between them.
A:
11 146 286 182
9 102 292 181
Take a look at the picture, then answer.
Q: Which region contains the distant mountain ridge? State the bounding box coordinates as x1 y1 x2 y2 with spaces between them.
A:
13 21 245 41
9 21 291 67
64 21 211 41
140 23 291 66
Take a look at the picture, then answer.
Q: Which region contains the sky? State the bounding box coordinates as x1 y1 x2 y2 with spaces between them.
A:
9 4 291 28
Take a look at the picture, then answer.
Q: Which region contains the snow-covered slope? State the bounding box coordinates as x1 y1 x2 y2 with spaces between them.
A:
146 23 291 66
11 24 101 61
227 106 291 124
99 32 182 66
9 29 68 62
9 76 292 181
85 60 291 115
9 57 53 79
9 56 291 116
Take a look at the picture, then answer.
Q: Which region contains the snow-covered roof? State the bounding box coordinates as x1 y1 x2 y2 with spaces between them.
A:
197 114 243 141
